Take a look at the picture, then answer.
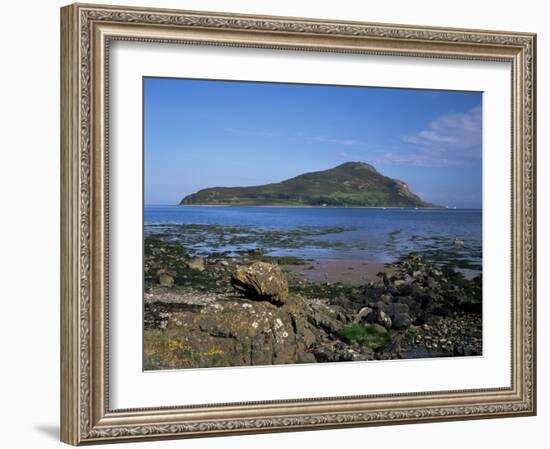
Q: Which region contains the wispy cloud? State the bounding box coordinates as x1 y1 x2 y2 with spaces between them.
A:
224 127 281 139
310 135 364 146
225 128 368 148
403 105 481 151
387 105 482 167
306 106 482 169
372 152 464 167
223 105 481 169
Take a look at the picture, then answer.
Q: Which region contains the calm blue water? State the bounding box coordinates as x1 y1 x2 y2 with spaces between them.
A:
145 206 482 271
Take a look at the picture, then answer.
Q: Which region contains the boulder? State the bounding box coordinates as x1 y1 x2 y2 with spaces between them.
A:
231 261 289 304
156 268 175 288
158 273 174 288
374 309 393 329
374 301 390 313
388 302 410 316
395 295 422 320
309 303 347 333
356 306 372 322
186 257 205 272
392 312 413 329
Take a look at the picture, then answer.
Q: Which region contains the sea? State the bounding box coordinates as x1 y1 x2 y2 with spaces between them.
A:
144 206 482 273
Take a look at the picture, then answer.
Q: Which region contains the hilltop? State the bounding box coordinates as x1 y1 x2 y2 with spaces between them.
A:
180 162 433 207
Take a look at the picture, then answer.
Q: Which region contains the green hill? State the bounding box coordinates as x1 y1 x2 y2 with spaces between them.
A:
180 162 434 207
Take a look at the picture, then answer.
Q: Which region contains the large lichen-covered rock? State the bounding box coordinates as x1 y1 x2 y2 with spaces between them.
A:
143 295 343 369
231 262 289 304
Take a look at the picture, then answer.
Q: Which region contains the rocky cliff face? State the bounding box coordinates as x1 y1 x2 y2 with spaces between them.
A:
180 162 434 207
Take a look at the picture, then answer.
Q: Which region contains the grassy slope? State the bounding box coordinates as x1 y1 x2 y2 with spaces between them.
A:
181 162 434 207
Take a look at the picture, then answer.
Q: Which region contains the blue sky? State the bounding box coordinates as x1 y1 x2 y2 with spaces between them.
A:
144 77 482 207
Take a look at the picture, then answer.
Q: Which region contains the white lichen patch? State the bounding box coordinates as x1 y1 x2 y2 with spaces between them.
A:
207 303 224 312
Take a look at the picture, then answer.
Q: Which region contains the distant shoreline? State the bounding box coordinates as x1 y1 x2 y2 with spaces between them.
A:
148 204 471 210
184 205 441 209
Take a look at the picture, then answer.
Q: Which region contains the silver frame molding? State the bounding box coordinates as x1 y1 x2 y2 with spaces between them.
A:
60 3 536 445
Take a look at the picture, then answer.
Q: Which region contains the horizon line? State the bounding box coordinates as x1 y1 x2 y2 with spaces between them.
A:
144 203 482 209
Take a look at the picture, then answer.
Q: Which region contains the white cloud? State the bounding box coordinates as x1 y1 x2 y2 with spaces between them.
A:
393 105 482 166
222 105 482 169
323 106 483 169
373 152 463 168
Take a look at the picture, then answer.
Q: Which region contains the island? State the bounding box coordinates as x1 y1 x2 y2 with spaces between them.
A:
180 162 434 207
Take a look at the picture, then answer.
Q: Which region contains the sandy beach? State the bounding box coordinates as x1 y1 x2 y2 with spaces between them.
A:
285 259 397 285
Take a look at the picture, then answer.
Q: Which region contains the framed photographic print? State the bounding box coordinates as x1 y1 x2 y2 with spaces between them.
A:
60 3 537 445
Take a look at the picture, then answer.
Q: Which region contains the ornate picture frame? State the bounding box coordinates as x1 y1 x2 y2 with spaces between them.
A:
60 3 536 445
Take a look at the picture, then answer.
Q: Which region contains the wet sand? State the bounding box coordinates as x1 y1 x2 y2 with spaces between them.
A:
285 258 397 285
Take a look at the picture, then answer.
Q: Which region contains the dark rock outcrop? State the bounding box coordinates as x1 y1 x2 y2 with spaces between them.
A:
355 254 481 331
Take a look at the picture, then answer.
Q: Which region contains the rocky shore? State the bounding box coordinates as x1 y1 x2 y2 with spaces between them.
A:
143 237 482 370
